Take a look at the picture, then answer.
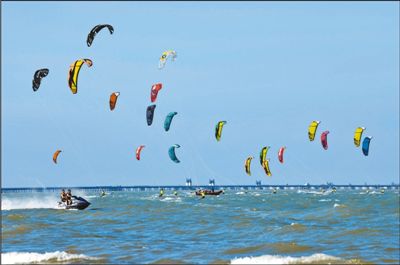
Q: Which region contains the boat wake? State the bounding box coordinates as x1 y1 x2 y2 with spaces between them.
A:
1 195 60 210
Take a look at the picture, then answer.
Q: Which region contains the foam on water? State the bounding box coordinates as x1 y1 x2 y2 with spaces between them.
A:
333 203 346 208
230 253 341 264
1 251 100 264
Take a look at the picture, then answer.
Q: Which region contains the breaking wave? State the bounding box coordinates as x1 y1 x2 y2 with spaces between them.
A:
1 251 100 264
230 253 350 264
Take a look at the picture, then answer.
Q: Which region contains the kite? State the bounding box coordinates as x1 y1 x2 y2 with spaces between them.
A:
362 137 372 156
354 127 365 147
158 50 177 69
262 159 272 176
150 83 163 103
146 105 156 126
87 24 114 47
278 146 286 164
168 144 181 163
245 156 253 176
136 145 145 160
109 92 120 111
32 69 49 91
259 146 270 165
308 120 320 141
68 59 93 94
215 121 227 141
53 150 62 164
164 112 178 132
321 131 330 150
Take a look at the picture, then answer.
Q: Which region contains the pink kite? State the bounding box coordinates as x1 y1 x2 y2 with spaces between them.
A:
136 145 145 160
278 146 286 163
321 131 330 150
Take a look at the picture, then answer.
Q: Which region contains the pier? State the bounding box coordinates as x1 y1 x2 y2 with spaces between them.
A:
2 184 399 193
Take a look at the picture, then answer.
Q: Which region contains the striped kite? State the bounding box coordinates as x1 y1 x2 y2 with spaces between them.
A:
68 59 93 94
259 146 270 165
308 120 320 141
245 156 253 176
354 127 365 147
262 159 272 176
215 121 227 141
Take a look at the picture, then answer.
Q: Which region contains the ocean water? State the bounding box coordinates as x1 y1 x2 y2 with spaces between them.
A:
2 189 399 264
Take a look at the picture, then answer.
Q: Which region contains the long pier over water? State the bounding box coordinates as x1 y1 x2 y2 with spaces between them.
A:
2 184 399 193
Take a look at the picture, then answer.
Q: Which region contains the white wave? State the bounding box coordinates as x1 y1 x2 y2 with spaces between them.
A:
297 190 325 195
318 199 331 202
236 191 246 195
1 251 100 264
333 203 346 208
230 253 341 264
1 195 60 210
160 196 182 202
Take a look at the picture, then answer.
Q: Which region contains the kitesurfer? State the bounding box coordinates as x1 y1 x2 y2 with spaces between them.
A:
273 188 277 194
173 191 178 196
60 189 67 202
101 190 106 197
200 190 205 199
66 189 72 205
380 189 385 194
159 188 164 197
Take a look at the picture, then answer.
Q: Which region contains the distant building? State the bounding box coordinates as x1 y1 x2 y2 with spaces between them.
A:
185 178 192 187
256 180 261 186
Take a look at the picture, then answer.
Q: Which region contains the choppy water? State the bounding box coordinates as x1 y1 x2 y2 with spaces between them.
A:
2 189 399 264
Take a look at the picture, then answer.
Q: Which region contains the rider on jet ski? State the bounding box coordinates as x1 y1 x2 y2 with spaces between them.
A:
66 189 72 205
60 189 67 203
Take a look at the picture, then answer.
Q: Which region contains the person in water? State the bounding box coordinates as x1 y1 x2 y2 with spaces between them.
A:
66 189 72 205
173 190 178 196
159 188 164 197
101 190 106 197
60 189 67 202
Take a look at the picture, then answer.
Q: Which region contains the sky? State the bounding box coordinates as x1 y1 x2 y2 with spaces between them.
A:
2 2 399 187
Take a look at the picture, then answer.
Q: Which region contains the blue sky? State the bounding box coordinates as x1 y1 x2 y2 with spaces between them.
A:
2 2 399 187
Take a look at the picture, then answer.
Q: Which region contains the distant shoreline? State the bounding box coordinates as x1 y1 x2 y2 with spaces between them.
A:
2 184 399 193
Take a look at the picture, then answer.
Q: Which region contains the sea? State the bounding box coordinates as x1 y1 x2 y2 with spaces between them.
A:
2 187 400 264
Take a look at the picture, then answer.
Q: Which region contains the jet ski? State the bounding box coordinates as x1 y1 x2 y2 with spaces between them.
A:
195 190 223 196
58 196 91 210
